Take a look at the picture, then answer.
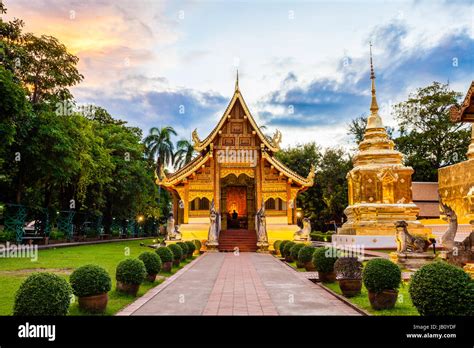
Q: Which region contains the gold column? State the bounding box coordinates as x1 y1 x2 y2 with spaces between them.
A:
286 182 292 224
183 182 189 224
468 124 474 160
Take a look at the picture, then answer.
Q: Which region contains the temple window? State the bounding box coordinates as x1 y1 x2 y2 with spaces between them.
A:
265 198 275 210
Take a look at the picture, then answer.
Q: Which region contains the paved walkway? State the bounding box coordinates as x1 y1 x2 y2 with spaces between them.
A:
117 253 360 316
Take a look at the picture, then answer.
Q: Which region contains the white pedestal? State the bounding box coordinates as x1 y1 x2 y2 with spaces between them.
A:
333 234 396 249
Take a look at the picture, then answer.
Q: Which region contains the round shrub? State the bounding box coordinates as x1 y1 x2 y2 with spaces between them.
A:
283 241 296 258
312 247 338 273
138 252 162 275
168 243 183 261
156 246 173 263
409 262 474 316
176 242 189 255
363 258 401 293
273 240 282 253
290 243 305 261
185 241 196 255
298 245 316 264
279 240 291 256
193 239 202 252
14 273 72 316
334 257 363 280
116 259 146 285
70 264 111 297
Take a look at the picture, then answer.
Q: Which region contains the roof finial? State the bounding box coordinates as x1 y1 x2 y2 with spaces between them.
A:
235 69 239 91
366 42 383 129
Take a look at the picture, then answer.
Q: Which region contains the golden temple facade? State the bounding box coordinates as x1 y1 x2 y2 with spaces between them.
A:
336 48 429 247
156 76 314 244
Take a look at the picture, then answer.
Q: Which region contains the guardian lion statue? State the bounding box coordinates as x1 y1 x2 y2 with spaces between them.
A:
395 221 429 253
294 218 311 241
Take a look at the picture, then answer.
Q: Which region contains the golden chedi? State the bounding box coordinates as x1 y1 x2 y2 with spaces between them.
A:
335 47 429 248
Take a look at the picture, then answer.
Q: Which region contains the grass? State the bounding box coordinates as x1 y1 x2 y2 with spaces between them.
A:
322 281 419 316
0 238 198 316
285 260 308 272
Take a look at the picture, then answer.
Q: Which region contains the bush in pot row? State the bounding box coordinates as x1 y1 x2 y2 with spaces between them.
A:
168 244 183 266
185 241 196 257
312 247 338 282
193 239 202 254
176 242 189 260
279 240 291 257
362 258 401 310
116 258 147 296
297 245 316 271
156 246 174 272
138 252 162 282
290 243 306 267
70 264 112 313
273 240 282 255
283 241 296 261
334 257 363 297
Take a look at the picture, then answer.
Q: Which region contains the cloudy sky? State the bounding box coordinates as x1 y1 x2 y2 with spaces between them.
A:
6 0 474 148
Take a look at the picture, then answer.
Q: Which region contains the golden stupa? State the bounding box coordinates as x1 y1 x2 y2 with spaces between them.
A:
335 45 429 248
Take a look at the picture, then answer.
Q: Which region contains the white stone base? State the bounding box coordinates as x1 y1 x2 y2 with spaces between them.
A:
333 234 396 249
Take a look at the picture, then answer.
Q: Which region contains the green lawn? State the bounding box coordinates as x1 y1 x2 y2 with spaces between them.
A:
322 281 419 316
0 239 198 316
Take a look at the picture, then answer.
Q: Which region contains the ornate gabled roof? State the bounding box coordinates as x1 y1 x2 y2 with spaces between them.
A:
156 152 211 187
450 81 474 123
192 87 282 152
261 151 315 187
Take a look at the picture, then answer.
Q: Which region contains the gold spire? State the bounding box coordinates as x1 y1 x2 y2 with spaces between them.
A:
366 42 383 129
235 69 239 91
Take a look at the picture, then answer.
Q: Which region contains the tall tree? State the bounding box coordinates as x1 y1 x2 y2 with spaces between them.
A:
144 126 177 173
173 139 195 169
393 82 470 181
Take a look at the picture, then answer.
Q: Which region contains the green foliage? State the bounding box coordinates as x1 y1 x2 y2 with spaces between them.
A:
138 252 162 275
279 240 291 256
362 259 401 293
156 246 173 263
185 241 196 254
283 241 296 258
290 243 305 260
334 257 363 279
310 232 333 242
115 259 146 285
297 245 316 264
273 240 282 253
176 242 189 255
168 244 183 261
69 264 111 297
409 262 473 316
312 247 338 273
14 272 72 315
193 239 202 252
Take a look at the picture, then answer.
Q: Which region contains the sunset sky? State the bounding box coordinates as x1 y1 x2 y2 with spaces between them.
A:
5 0 474 148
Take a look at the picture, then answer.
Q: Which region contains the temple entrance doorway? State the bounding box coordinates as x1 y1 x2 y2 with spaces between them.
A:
225 186 247 229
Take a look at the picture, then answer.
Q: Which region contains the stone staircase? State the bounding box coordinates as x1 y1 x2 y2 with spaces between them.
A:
218 229 258 252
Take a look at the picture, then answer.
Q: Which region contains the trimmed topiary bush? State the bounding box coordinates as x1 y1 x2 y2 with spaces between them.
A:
185 241 196 256
409 262 474 316
193 239 202 253
298 245 316 264
273 240 282 254
176 242 189 256
70 264 112 297
283 241 296 258
156 246 173 263
363 258 401 293
116 259 146 285
312 247 338 273
334 257 363 279
290 243 305 261
14 273 72 316
168 244 183 262
138 252 162 275
279 240 291 256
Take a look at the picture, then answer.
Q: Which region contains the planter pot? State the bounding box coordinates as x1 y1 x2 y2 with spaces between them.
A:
116 281 140 296
304 261 316 272
338 279 362 297
173 259 180 267
318 271 336 283
162 261 172 272
78 293 108 313
368 289 398 310
296 260 305 268
146 273 157 282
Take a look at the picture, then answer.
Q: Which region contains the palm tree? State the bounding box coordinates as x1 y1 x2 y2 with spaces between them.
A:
173 139 196 169
144 126 177 174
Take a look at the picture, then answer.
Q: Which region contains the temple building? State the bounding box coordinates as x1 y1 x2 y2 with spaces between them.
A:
156 75 314 249
334 47 430 248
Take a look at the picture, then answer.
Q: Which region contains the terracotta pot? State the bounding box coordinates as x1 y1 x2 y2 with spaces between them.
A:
173 259 180 267
162 261 172 272
78 293 108 313
304 261 316 272
116 281 140 296
296 260 305 268
146 273 157 282
368 289 398 310
318 271 336 283
338 279 362 297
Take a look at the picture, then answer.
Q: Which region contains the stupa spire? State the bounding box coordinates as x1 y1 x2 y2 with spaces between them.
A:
235 69 239 91
366 42 383 129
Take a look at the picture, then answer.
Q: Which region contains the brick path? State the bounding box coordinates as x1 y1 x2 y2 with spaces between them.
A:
118 252 360 316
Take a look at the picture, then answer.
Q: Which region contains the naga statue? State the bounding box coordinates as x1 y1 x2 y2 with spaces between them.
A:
206 199 220 249
255 200 269 250
294 218 311 241
166 213 181 240
271 129 282 149
192 129 201 148
395 220 430 253
440 202 458 251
